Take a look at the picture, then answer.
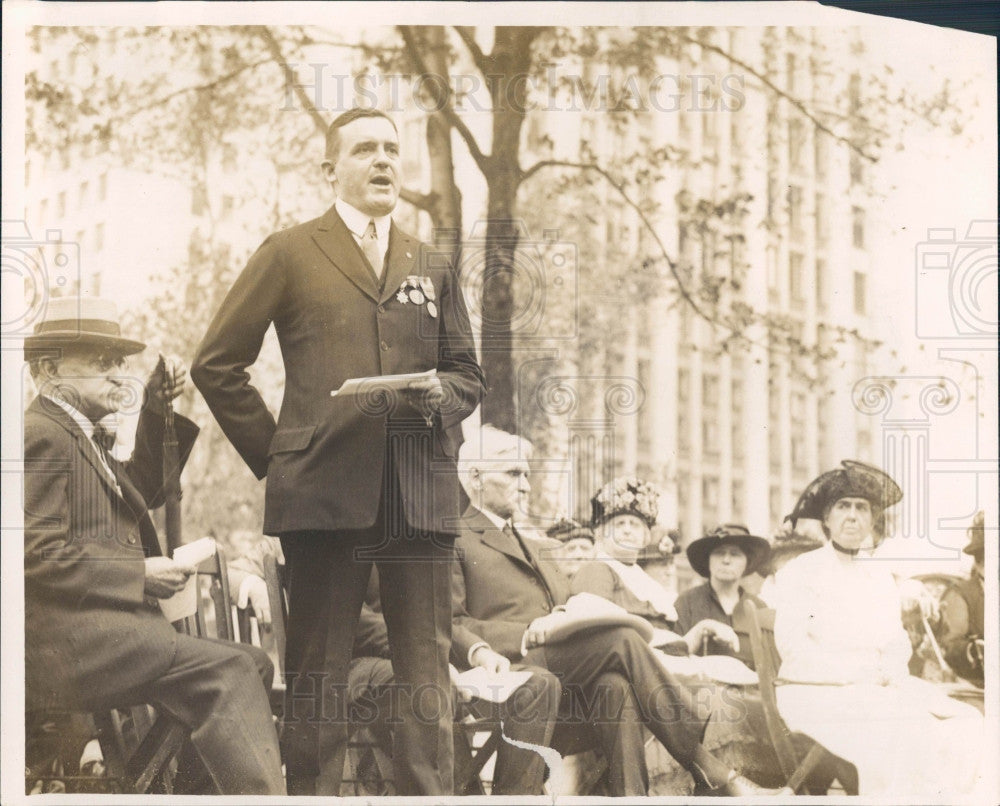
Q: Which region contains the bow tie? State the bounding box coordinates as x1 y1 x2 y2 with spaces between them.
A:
93 423 117 453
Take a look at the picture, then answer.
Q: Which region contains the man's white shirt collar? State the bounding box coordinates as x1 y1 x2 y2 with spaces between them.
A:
336 198 391 244
481 508 507 531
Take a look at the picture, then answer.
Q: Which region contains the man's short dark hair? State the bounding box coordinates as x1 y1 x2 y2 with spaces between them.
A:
324 108 398 162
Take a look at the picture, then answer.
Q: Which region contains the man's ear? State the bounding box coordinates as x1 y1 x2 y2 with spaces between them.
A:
468 467 482 490
321 159 337 187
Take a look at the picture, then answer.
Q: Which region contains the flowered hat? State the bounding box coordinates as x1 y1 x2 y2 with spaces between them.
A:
787 460 902 528
546 517 595 544
686 524 771 578
590 477 660 529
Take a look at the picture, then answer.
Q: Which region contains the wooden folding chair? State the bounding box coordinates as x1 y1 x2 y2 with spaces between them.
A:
737 600 858 795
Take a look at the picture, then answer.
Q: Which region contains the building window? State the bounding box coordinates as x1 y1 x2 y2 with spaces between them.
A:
816 258 826 310
731 480 745 520
678 411 691 451
814 130 828 178
789 252 804 303
788 185 803 237
786 52 798 94
57 191 66 218
79 180 89 208
850 150 864 185
769 485 782 525
703 476 720 508
788 119 805 171
702 420 719 456
94 222 104 251
678 369 690 403
853 271 867 315
767 244 779 294
702 374 719 405
98 172 108 202
852 206 865 248
815 193 828 244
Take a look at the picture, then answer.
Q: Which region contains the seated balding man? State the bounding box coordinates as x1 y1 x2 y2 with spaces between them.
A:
450 426 784 796
23 297 284 795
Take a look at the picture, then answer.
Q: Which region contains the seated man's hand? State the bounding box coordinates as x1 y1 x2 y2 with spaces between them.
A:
523 613 564 651
237 574 272 628
143 557 195 598
684 619 739 654
146 354 187 404
898 578 939 623
470 645 511 674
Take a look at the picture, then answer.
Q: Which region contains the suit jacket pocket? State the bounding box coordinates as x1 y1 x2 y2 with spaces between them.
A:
268 425 317 455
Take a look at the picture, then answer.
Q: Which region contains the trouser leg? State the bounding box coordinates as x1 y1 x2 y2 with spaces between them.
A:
375 532 455 796
584 671 649 796
489 665 561 795
149 634 284 795
279 531 372 795
533 627 706 772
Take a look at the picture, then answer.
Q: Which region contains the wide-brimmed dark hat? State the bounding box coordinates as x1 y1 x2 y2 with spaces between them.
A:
963 510 985 557
546 517 594 544
787 460 902 528
590 477 660 529
24 296 146 356
686 524 771 578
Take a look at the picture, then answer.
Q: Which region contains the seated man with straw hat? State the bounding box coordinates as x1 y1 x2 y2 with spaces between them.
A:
23 296 284 795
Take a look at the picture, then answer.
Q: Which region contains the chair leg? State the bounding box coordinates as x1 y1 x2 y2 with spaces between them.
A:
786 744 828 794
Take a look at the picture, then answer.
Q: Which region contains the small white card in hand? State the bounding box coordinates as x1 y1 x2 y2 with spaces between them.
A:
158 537 216 623
453 667 533 704
330 368 436 397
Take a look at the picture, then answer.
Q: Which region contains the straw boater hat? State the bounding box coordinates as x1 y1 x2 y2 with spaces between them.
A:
546 517 595 545
686 524 771 578
786 459 902 528
23 296 146 356
590 477 660 529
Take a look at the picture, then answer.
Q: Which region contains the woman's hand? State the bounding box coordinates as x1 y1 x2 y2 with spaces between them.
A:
684 619 740 655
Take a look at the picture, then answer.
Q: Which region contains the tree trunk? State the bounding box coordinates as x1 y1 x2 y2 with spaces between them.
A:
478 26 541 433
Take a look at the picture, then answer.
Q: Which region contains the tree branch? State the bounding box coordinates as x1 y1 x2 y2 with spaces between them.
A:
257 26 329 136
520 158 717 327
397 25 491 175
453 26 489 76
399 186 434 211
679 32 878 163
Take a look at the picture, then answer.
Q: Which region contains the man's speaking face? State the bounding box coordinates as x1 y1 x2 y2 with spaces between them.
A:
323 116 401 217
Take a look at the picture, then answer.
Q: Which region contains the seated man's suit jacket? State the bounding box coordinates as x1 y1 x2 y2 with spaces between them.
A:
451 506 570 661
24 394 198 711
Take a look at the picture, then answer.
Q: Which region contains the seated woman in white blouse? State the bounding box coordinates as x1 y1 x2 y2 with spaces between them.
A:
771 461 983 798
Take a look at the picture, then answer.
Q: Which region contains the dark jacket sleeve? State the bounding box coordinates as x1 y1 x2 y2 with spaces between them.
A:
431 247 486 434
939 587 983 684
191 235 286 479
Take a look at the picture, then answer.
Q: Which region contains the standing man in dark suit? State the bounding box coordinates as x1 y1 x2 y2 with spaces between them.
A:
23 296 284 795
451 426 786 796
192 107 485 795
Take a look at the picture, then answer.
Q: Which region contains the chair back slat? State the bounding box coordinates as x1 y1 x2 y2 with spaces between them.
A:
735 600 799 779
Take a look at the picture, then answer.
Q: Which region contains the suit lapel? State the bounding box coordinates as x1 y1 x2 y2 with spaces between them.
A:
311 206 380 302
378 224 419 305
466 507 536 570
31 397 123 501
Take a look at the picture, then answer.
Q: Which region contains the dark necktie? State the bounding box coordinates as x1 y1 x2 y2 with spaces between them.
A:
92 422 119 481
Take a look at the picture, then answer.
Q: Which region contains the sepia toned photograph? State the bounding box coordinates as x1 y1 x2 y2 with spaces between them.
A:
2 2 996 803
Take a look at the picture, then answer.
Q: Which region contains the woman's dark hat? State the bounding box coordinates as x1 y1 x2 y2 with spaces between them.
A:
686 524 771 578
786 460 902 528
23 296 146 356
963 511 985 557
590 477 660 529
546 517 594 544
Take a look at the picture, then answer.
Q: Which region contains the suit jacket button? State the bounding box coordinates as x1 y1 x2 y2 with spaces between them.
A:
377 305 385 314
128 536 137 544
380 340 389 351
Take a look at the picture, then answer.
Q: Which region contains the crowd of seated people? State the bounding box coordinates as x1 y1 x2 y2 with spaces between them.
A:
29 318 986 803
